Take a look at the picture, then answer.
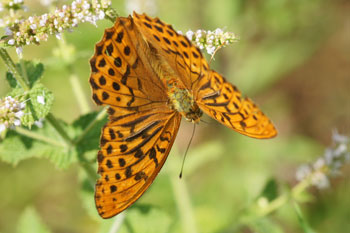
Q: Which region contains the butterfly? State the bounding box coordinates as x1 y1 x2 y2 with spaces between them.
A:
89 12 277 218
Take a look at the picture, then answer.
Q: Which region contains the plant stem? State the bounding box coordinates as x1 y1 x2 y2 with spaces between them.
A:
15 127 66 147
73 108 107 145
69 73 91 114
108 213 126 233
0 48 29 91
170 176 198 233
19 59 29 84
46 113 73 147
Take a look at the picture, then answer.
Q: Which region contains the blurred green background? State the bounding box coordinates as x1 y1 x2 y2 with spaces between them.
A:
0 0 349 232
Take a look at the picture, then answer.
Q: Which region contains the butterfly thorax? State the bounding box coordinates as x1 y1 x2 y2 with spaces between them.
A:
167 81 202 123
146 44 202 123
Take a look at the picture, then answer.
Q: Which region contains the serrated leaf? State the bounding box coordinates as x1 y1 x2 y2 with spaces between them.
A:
6 60 44 88
6 71 18 88
0 131 40 165
0 119 76 169
21 83 54 127
259 178 279 201
17 207 52 233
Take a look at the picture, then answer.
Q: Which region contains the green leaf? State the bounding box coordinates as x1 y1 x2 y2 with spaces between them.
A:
72 111 108 154
17 207 52 233
6 60 44 88
259 178 279 201
0 120 76 169
21 83 54 127
6 71 18 88
118 207 172 233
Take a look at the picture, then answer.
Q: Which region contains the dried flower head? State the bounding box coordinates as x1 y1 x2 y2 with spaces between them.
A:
0 96 26 132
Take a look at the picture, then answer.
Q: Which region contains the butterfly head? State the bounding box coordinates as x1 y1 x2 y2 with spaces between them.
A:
184 104 202 123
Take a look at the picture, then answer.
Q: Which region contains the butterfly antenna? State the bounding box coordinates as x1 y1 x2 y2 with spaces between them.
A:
179 123 196 179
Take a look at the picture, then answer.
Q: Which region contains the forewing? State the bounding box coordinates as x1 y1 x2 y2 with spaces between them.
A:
196 71 277 138
132 12 209 90
89 16 167 107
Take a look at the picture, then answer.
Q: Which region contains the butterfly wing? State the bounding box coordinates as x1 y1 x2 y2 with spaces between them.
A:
132 12 209 91
196 70 277 138
90 16 182 218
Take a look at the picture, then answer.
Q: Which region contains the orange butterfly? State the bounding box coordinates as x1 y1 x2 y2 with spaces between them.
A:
89 12 277 218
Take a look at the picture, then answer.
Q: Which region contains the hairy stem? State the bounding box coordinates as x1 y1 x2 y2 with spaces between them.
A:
46 113 73 148
15 127 66 147
0 48 29 91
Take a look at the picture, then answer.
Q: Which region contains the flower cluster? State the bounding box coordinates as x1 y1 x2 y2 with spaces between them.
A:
2 0 112 48
0 96 26 133
185 28 239 55
296 131 350 189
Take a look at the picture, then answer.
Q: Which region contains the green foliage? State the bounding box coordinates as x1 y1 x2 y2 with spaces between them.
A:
21 83 54 127
6 61 54 127
0 120 76 168
259 178 279 202
6 61 44 89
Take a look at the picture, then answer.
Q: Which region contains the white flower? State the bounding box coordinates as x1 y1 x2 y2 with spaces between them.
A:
8 39 15 45
16 47 23 57
311 172 329 189
0 96 26 130
34 118 44 128
296 164 311 181
98 10 105 20
186 30 194 41
5 27 13 36
37 95 45 105
313 158 325 170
